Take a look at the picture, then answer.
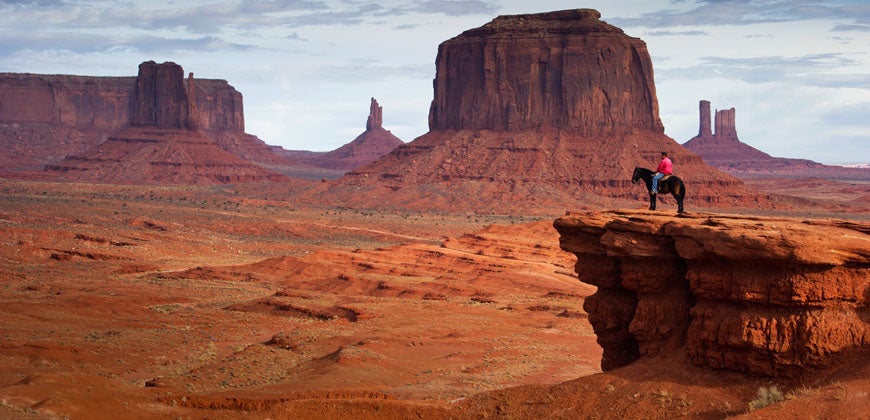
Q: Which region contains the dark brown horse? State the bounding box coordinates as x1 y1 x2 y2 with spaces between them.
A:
632 167 686 213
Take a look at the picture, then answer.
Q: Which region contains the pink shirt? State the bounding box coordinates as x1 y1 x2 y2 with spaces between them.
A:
656 157 673 175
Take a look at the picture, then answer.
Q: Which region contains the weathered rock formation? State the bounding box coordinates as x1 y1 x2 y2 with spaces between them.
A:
281 98 404 173
0 74 132 170
320 9 763 213
44 62 283 184
684 100 870 180
428 9 664 136
554 210 869 377
0 63 292 175
130 61 196 130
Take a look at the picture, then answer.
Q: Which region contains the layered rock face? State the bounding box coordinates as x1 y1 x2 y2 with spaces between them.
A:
554 210 869 376
0 64 265 172
0 74 132 169
131 61 196 130
44 62 283 184
282 98 404 173
325 10 762 213
429 9 664 135
684 100 870 180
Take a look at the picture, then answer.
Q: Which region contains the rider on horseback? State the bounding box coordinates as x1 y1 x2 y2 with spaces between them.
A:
651 151 673 194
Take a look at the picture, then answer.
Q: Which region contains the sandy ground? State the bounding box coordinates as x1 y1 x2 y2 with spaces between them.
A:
0 178 866 419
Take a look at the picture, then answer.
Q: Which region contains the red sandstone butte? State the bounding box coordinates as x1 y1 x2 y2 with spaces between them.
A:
44 62 283 184
0 62 295 175
321 9 765 214
554 210 869 376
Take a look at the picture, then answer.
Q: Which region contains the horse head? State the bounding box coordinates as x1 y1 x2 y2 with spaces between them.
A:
631 167 641 184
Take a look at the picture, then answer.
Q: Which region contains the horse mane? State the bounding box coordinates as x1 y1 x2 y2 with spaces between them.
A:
634 167 654 176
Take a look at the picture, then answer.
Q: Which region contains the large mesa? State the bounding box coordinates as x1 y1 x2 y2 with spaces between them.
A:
43 61 284 184
324 9 762 213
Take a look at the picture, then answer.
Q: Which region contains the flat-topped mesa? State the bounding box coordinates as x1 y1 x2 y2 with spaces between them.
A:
428 8 664 135
131 61 195 130
366 97 383 131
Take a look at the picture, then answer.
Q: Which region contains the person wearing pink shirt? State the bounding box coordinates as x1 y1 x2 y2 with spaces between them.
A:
651 151 673 194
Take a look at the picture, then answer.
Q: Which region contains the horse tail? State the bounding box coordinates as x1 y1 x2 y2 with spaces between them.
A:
675 179 685 198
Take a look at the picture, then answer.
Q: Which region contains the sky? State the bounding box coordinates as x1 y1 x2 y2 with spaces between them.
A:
1 0 868 164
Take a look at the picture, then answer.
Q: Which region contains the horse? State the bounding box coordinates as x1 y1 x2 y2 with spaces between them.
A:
632 167 686 213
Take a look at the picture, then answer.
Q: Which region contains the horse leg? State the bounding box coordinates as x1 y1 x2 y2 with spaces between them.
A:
676 195 684 213
649 193 656 210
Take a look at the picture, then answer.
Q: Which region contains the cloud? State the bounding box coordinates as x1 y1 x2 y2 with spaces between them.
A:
317 59 432 83
286 32 308 41
645 30 709 36
412 1 499 16
658 53 870 89
832 23 870 31
0 32 253 55
611 0 870 28
0 0 66 7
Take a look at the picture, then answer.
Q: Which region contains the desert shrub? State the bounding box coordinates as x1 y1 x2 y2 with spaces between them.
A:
748 385 784 411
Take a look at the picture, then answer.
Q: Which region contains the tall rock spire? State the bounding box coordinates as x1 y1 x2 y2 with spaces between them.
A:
366 97 383 131
698 100 713 138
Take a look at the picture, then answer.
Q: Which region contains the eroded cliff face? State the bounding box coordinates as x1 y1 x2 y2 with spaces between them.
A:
554 210 869 377
428 9 663 135
44 61 283 184
0 64 248 171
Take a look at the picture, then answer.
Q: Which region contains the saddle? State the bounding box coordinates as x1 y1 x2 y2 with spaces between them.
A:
660 174 672 181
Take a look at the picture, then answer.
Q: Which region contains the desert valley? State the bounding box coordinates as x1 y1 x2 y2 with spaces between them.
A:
0 8 868 420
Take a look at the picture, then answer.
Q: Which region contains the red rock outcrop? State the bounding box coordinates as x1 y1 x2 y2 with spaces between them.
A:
554 210 869 376
0 63 295 175
278 97 404 174
684 100 870 181
44 62 283 184
0 74 132 170
428 9 663 135
320 10 764 213
131 61 196 130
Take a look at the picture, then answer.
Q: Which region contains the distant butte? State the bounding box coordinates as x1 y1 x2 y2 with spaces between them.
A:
0 62 299 179
319 9 765 213
684 100 870 180
280 97 404 174
44 61 283 184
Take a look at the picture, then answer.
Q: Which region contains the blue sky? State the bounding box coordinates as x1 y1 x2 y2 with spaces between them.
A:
1 0 868 164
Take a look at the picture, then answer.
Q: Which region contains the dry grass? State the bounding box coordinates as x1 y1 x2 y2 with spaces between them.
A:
748 384 784 411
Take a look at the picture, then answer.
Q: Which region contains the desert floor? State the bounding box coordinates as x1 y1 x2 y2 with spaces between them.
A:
0 178 866 419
